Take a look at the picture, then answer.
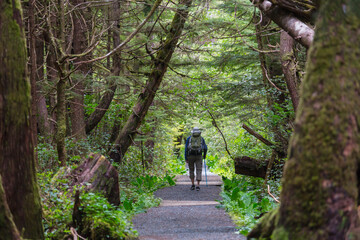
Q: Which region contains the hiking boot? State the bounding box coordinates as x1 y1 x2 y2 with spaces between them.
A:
190 185 195 190
196 186 200 191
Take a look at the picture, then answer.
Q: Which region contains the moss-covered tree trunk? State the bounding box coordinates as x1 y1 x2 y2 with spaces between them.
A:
272 1 360 239
0 0 44 238
55 0 68 165
109 0 193 162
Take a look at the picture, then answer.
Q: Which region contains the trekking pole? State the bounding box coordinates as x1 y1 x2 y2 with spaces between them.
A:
204 159 208 186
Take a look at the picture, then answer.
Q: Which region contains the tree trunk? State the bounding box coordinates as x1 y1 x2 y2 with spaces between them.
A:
251 1 360 239
0 1 44 238
28 0 38 153
35 34 52 138
0 176 21 240
69 0 88 140
280 31 300 112
44 28 58 136
56 72 68 165
109 0 193 162
55 0 68 165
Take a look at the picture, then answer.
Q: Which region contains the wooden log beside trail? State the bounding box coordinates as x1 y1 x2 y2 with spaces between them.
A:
234 156 269 179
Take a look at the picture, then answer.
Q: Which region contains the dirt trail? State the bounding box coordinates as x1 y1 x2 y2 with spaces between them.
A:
132 166 246 240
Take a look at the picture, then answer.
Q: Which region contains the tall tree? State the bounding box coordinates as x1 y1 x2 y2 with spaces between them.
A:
69 0 88 140
0 0 44 238
109 0 193 162
249 0 360 238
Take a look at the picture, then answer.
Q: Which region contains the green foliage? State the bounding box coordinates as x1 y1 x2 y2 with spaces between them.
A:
219 176 279 235
130 175 176 194
80 192 137 239
34 0 300 237
38 171 73 238
38 166 176 239
119 174 175 214
37 137 58 171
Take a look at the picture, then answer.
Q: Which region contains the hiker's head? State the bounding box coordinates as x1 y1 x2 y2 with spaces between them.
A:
191 127 201 137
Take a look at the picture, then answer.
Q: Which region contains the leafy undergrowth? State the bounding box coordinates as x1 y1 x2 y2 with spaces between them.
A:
38 170 176 239
218 176 279 235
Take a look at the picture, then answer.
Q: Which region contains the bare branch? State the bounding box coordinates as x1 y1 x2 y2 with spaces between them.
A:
75 0 163 65
208 110 234 160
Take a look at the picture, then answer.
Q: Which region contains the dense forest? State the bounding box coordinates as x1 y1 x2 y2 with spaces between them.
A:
1 0 360 239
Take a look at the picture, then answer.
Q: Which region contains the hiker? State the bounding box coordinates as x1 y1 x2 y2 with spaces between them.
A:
185 127 207 191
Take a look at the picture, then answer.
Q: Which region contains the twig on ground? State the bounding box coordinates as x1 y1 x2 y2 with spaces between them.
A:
267 185 280 203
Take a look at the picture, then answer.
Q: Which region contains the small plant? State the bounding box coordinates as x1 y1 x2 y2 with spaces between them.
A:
131 174 176 193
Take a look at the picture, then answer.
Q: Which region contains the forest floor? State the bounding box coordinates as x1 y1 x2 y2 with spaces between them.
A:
132 164 246 240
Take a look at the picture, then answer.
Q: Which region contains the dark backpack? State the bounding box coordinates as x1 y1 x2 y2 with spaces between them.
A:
188 135 203 155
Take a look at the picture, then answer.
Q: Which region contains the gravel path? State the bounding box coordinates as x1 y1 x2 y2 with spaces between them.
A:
132 165 246 240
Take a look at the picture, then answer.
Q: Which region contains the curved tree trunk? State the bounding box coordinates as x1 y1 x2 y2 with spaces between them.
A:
109 0 193 162
270 1 360 239
0 1 44 238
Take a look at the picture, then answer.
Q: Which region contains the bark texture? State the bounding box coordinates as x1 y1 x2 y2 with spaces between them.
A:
109 0 193 162
271 1 360 239
69 0 88 140
69 153 120 205
55 0 68 165
0 1 44 238
0 176 21 240
28 0 38 151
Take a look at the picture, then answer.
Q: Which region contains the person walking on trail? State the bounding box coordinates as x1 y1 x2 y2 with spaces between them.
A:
185 127 207 191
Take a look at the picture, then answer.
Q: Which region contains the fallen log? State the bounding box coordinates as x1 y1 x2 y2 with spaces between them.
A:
234 156 285 179
234 156 269 179
69 153 120 206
